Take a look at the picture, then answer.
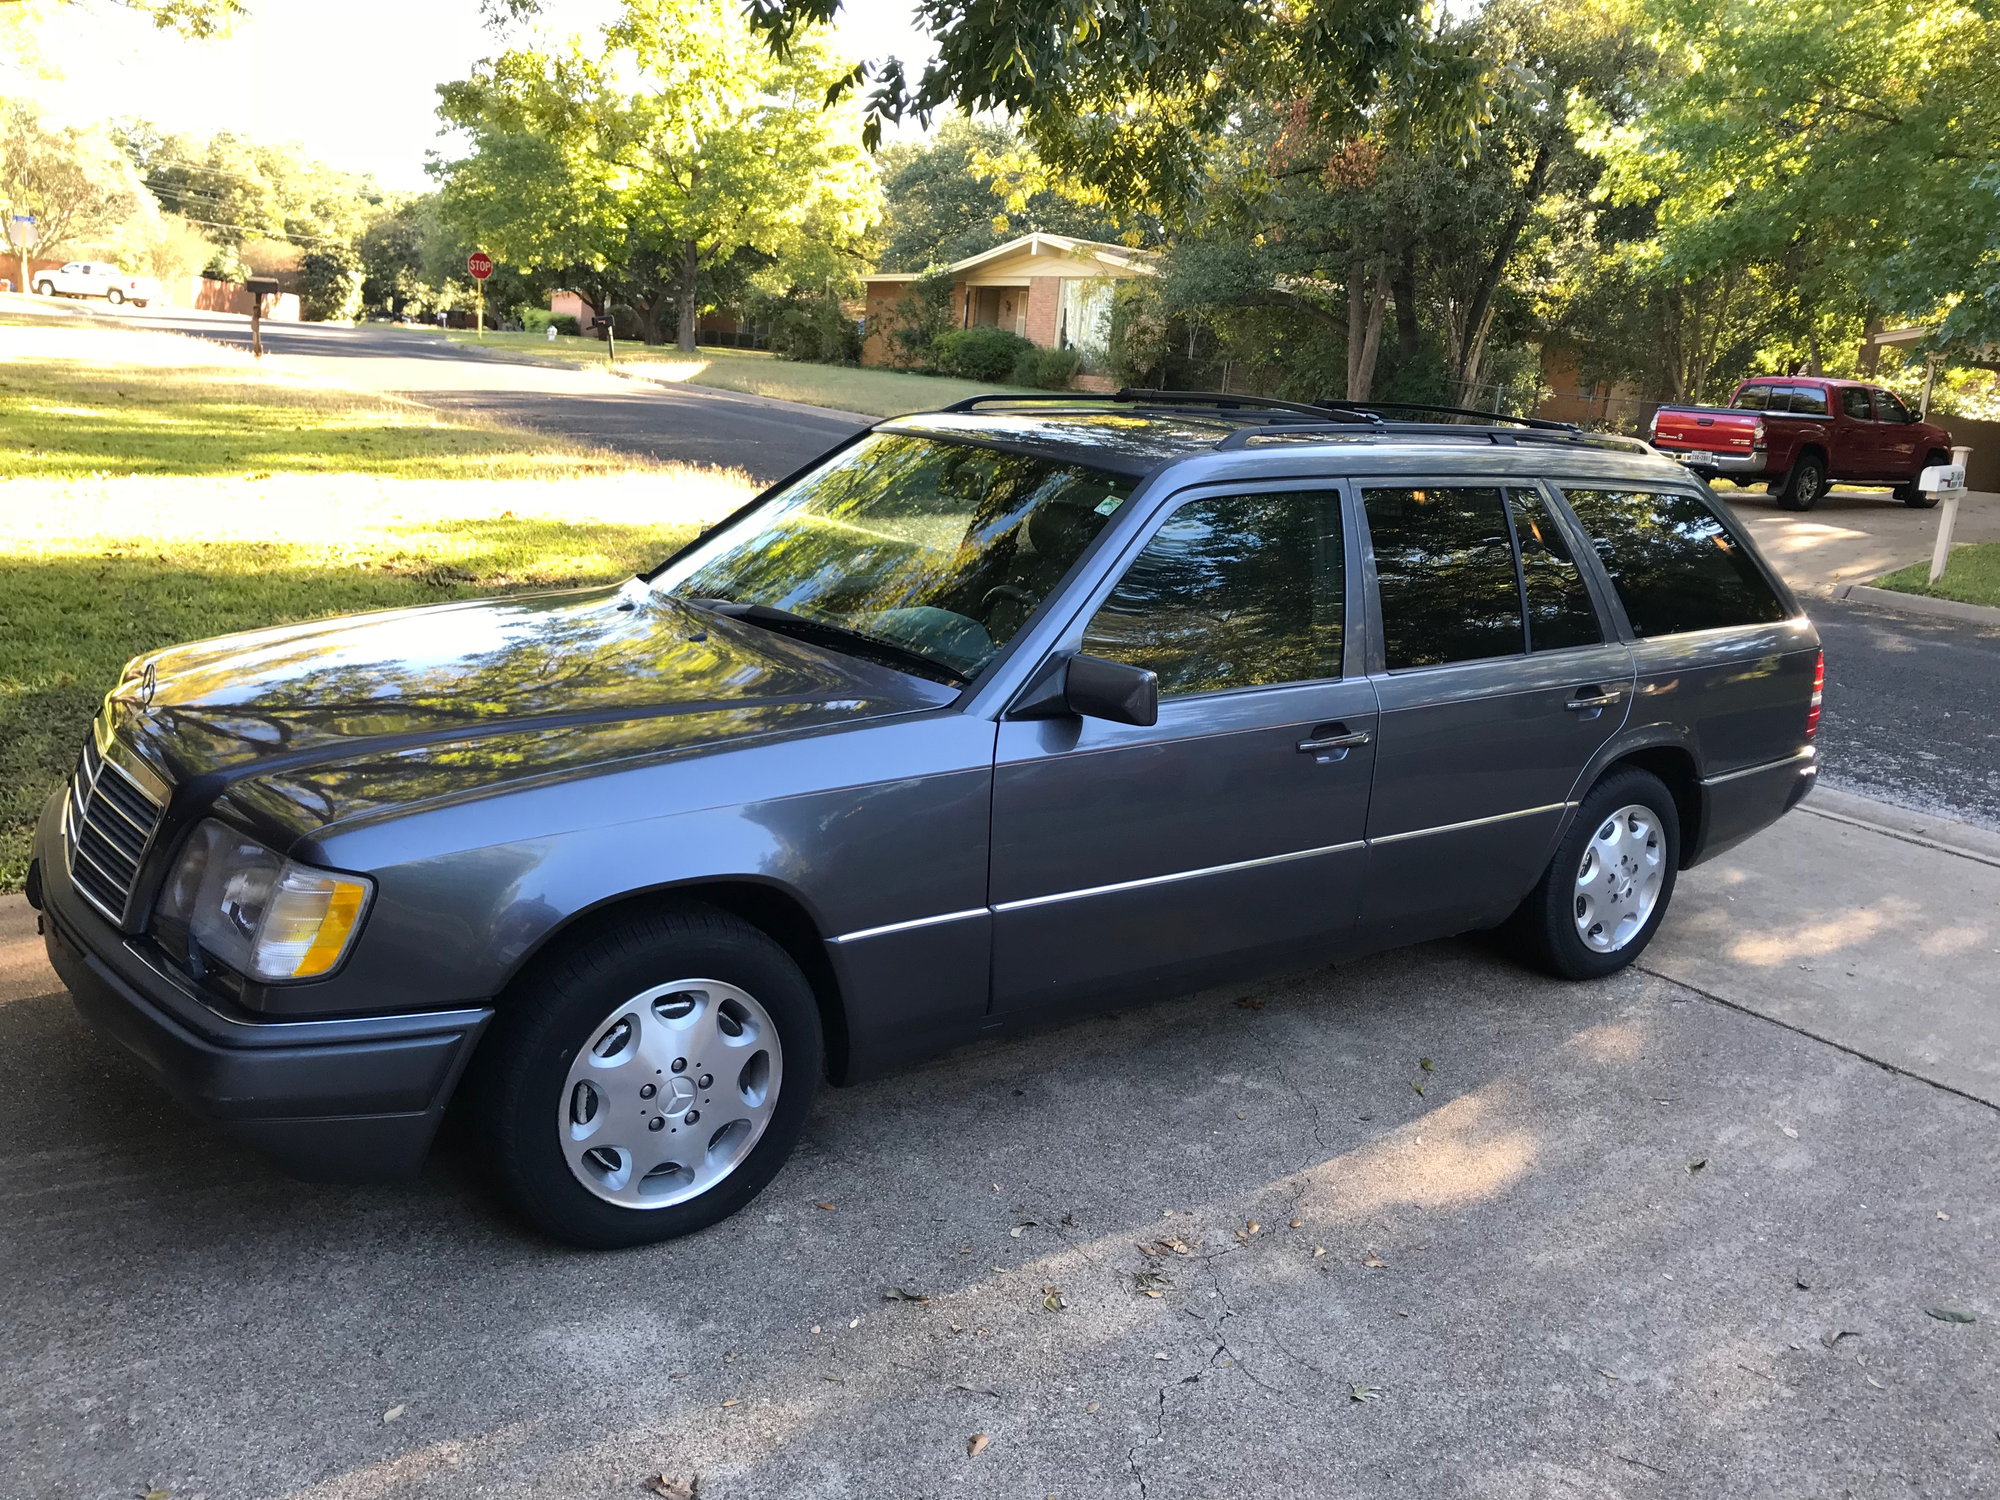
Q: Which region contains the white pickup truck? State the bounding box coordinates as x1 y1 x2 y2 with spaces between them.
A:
32 261 162 307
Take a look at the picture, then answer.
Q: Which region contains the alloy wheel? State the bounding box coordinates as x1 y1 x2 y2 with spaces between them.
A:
557 978 783 1209
1572 804 1665 953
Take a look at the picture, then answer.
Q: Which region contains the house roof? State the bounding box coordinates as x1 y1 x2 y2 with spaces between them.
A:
863 232 1156 286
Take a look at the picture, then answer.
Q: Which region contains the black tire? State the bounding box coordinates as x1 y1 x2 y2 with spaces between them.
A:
106 288 125 305
1776 452 1826 511
1505 768 1681 981
473 903 823 1249
1895 449 1950 508
32 279 53 297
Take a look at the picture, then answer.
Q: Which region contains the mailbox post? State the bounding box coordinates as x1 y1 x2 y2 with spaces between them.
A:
243 276 282 359
591 314 614 363
1924 445 1973 584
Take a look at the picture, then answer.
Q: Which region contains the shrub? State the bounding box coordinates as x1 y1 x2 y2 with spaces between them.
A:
760 291 863 364
935 326 1036 382
299 245 365 322
1012 345 1082 389
520 307 581 336
886 271 958 369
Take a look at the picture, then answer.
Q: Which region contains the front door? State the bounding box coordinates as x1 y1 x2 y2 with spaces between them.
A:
989 486 1376 1017
1837 385 1889 478
1356 480 1634 941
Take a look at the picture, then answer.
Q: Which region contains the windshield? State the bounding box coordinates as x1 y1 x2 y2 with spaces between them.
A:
652 432 1135 679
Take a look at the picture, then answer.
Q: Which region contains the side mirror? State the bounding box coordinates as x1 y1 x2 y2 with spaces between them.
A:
1062 653 1158 726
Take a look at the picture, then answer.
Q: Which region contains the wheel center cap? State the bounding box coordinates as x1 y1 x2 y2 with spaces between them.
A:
657 1075 698 1116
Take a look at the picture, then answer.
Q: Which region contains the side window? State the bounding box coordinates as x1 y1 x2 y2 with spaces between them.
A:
1875 389 1912 423
1731 385 1771 411
1563 489 1789 637
1081 491 1342 696
1840 387 1873 420
1788 385 1830 417
1510 490 1602 652
1363 486 1524 670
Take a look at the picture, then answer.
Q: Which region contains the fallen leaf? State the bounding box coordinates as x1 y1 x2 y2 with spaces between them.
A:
1153 1352 1171 1361
1247 1220 1261 1235
951 1383 1000 1397
1043 1289 1068 1313
1780 1126 1799 1139
848 1318 860 1329
1938 1212 1951 1221
1085 1402 1101 1414
1289 1218 1303 1229
1362 1256 1388 1269
1419 1057 1434 1072
1233 996 1266 1010
382 1405 405 1424
1686 1159 1708 1173
720 1399 740 1408
1820 1329 1860 1348
1131 1271 1171 1298
1598 1368 1622 1380
144 1492 172 1500
967 1433 989 1458
1927 1307 1978 1324
1349 1383 1382 1403
815 1202 836 1211
645 1478 697 1500
810 1325 822 1334
1010 1222 1035 1238
883 1288 930 1303
1866 1375 1884 1389
1313 1245 1327 1258
1411 1082 1426 1097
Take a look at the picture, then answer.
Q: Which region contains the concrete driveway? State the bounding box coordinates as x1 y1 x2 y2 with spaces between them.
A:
3 791 1994 1500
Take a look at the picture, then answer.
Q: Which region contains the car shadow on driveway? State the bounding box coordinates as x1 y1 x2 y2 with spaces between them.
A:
3 939 1995 1499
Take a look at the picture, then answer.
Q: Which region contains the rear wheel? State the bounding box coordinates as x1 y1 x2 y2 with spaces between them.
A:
475 904 822 1249
1505 768 1680 980
1895 449 1951 508
1776 453 1826 511
106 288 125 305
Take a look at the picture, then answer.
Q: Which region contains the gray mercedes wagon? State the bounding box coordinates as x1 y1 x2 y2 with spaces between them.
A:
30 393 1822 1247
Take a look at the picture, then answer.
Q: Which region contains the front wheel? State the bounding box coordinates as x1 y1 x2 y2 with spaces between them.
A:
1895 449 1951 508
475 904 823 1249
1776 453 1826 511
1504 768 1680 980
106 288 125 305
32 279 53 297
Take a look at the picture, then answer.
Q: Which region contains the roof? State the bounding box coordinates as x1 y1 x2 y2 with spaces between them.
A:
863 232 1157 286
880 393 1662 480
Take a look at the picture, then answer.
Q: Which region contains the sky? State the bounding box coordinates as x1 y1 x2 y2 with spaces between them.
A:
14 0 940 190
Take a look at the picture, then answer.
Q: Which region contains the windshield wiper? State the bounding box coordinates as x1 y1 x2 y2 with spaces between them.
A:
687 598 969 686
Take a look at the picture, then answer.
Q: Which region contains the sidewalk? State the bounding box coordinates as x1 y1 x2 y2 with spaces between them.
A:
1726 484 2000 594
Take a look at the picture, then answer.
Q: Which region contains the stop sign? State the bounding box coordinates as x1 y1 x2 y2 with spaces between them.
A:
467 252 493 281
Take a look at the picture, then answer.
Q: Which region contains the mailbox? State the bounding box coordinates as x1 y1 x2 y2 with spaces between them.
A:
244 277 283 299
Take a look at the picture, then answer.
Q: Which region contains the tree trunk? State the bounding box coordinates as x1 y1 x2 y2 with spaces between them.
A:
676 240 699 353
1346 254 1390 402
1452 143 1552 391
1392 243 1421 366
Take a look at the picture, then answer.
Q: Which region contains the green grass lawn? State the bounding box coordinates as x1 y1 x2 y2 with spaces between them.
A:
435 327 1041 418
0 316 750 889
1873 543 2000 609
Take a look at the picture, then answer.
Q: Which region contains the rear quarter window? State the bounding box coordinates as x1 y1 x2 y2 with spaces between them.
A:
1561 488 1790 637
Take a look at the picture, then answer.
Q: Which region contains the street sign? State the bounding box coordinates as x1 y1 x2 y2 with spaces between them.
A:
7 214 36 248
467 252 493 281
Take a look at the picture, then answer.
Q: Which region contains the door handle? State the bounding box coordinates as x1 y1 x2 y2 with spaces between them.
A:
1297 728 1372 753
1564 687 1622 711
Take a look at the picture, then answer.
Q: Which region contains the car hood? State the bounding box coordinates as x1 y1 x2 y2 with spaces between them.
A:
110 584 956 831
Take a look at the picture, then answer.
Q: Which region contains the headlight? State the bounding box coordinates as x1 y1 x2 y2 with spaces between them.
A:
156 820 373 982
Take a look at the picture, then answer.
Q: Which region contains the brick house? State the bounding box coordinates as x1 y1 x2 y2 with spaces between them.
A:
860 233 1156 369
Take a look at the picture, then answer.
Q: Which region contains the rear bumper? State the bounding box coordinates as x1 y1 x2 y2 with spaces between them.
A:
30 792 491 1181
1658 445 1768 475
1691 746 1817 865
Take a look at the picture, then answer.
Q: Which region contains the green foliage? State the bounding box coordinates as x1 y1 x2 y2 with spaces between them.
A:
758 291 862 364
298 244 365 322
883 271 959 370
520 308 582 336
117 121 386 250
1 100 155 263
933 326 1036 382
1011 345 1082 390
434 0 879 349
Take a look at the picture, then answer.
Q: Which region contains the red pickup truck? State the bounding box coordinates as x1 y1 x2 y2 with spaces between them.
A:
1649 376 1954 511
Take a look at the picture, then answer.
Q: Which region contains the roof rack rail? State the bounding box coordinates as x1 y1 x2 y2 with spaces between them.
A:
1215 420 1649 453
1314 399 1577 432
936 387 1345 421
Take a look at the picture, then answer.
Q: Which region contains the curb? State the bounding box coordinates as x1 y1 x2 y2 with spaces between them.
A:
1802 786 2000 869
1830 581 2000 628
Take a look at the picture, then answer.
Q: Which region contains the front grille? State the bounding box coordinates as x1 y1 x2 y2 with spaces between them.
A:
64 737 166 926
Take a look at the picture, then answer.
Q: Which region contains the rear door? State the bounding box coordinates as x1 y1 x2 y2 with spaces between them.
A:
989 484 1376 1016
1357 480 1633 941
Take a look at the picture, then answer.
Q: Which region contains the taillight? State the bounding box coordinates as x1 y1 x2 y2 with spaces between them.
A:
1648 408 1662 438
1805 649 1824 739
1751 418 1767 450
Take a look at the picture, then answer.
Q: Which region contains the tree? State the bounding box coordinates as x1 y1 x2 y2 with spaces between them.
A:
0 0 243 40
1 100 154 289
299 243 364 321
875 119 1126 270
117 123 385 250
1592 0 2000 349
437 0 879 349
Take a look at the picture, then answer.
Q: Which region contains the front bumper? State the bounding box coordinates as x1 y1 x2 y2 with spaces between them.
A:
30 791 491 1181
1658 445 1769 476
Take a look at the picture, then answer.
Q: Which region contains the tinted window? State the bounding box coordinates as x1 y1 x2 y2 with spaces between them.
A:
1564 488 1789 637
1364 486 1524 670
1840 387 1872 420
1082 491 1341 696
1730 385 1773 411
1510 490 1602 651
1875 389 1912 423
1787 385 1829 416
